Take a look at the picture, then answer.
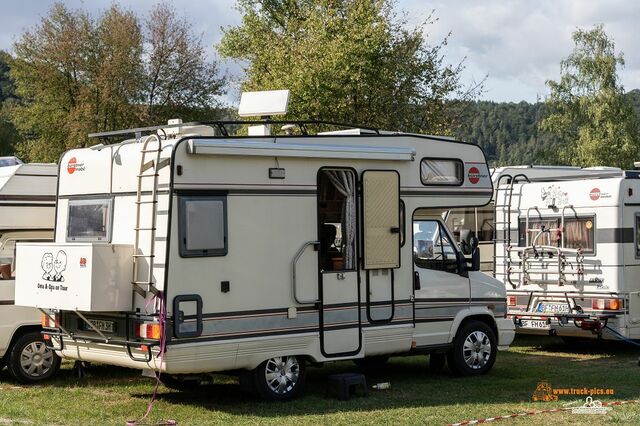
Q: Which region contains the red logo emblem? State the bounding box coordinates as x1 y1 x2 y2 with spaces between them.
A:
79 257 87 268
590 188 601 201
67 157 77 174
468 167 480 184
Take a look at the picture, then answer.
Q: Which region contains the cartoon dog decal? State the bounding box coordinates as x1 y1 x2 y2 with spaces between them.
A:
41 252 54 280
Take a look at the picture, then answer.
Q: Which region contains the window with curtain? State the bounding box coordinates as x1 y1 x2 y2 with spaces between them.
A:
420 158 463 185
518 217 594 253
317 169 356 271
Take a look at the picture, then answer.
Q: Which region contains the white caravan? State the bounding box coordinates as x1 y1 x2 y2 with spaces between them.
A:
494 172 640 341
15 120 514 400
442 166 622 273
0 157 61 383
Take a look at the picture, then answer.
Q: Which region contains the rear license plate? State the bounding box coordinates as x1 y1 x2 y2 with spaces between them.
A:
85 319 116 333
520 320 550 329
536 302 571 314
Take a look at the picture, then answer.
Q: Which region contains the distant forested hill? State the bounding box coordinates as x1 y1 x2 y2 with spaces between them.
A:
454 89 640 166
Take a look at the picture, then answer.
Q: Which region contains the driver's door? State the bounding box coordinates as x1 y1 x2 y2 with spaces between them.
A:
412 219 470 346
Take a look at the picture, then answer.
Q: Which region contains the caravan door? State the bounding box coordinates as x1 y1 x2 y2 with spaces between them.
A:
317 169 361 357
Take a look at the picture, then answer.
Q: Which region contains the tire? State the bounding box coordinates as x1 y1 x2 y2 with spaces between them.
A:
429 353 446 373
353 355 389 370
7 331 61 384
159 374 207 391
447 320 497 376
253 355 306 401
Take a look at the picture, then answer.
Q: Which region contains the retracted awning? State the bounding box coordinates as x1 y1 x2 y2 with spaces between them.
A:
186 139 416 161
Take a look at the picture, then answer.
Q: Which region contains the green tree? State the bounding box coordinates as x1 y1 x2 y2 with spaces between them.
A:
0 51 20 156
219 0 481 135
10 2 225 162
539 25 640 168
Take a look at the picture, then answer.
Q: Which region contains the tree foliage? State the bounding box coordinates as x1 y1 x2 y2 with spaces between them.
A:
9 2 225 162
219 0 481 134
0 51 20 156
539 25 640 168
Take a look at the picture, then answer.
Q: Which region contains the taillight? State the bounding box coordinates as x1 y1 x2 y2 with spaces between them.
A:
592 299 623 311
136 323 162 340
508 296 517 306
41 313 58 328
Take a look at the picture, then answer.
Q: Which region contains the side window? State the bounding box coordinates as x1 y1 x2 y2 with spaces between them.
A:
420 158 463 186
318 169 356 271
178 195 227 257
67 198 112 242
413 219 459 273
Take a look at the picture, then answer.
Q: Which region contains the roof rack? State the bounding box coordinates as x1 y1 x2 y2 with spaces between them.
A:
88 120 382 141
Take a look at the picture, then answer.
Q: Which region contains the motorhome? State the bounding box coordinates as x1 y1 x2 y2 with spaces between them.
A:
0 157 60 383
15 96 514 400
441 166 622 273
494 171 640 341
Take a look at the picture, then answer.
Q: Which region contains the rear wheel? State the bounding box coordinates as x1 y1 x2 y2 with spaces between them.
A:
7 332 61 384
253 355 306 401
447 320 496 376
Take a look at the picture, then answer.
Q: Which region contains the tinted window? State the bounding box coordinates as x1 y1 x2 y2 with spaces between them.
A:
67 199 111 241
179 196 227 257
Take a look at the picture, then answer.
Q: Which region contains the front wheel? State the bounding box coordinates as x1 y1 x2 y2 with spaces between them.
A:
253 355 306 401
7 331 61 384
447 320 497 376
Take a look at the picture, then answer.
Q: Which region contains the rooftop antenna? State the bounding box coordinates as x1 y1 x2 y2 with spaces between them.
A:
238 90 290 136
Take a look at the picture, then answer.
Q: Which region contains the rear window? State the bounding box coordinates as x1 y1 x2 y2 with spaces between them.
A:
67 198 112 241
420 158 463 185
518 216 594 253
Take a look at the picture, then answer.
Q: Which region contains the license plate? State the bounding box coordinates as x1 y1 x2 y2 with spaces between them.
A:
86 319 116 333
536 302 571 314
520 320 550 329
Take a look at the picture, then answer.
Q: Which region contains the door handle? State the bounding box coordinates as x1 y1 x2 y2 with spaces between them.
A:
414 271 421 290
390 227 400 234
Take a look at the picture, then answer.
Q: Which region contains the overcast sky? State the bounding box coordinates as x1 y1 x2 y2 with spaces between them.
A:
1 0 638 104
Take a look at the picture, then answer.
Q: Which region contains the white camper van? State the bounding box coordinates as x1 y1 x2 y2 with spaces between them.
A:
442 166 622 273
494 171 640 341
15 115 514 400
0 158 61 383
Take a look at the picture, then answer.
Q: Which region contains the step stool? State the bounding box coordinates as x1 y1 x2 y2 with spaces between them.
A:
326 373 368 401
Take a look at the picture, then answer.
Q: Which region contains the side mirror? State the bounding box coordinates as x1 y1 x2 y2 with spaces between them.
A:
459 228 477 255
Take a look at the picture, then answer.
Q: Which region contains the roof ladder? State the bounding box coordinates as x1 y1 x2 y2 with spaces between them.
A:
132 134 165 299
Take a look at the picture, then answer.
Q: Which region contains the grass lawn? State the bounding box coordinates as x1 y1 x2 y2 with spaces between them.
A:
1 335 639 425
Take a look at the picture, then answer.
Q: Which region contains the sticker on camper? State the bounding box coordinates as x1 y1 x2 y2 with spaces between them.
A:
468 167 480 184
589 188 601 200
67 157 85 174
41 250 67 282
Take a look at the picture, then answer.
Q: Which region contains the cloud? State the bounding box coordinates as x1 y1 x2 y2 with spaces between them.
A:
399 0 640 101
1 0 638 102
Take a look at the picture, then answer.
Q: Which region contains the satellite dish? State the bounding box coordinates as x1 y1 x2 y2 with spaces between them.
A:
238 90 290 118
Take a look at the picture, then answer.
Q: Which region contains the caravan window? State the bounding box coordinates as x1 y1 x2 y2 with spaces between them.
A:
317 169 357 272
67 198 112 241
635 214 640 257
518 216 594 253
420 158 463 186
178 195 227 257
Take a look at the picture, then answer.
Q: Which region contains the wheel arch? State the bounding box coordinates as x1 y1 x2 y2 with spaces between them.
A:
2 324 43 362
448 308 498 343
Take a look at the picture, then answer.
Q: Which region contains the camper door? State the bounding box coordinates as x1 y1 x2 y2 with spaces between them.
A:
317 168 360 357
